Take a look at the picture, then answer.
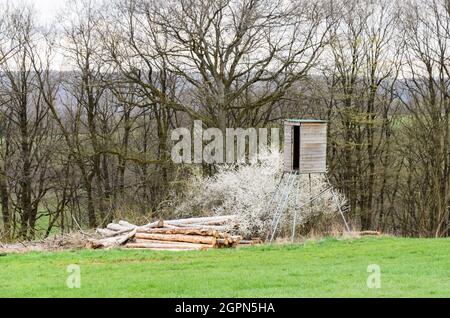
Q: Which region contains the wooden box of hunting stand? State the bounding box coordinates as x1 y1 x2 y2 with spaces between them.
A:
283 119 328 174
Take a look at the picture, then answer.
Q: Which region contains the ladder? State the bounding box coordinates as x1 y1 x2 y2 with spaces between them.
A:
266 171 298 242
267 173 350 242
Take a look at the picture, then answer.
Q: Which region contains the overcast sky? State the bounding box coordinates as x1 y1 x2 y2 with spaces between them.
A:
0 0 64 22
32 0 65 22
0 0 105 24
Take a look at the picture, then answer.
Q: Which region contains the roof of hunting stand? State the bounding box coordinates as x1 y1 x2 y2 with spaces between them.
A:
285 119 328 124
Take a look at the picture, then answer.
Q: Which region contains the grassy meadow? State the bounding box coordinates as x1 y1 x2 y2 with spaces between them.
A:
0 237 449 298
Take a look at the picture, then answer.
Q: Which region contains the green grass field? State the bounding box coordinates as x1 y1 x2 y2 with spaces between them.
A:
0 237 449 298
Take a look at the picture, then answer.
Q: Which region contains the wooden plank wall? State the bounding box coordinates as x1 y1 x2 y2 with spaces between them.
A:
283 123 293 172
299 123 327 173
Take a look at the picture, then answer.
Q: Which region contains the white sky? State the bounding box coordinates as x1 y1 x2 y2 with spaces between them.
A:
32 0 65 22
0 0 65 22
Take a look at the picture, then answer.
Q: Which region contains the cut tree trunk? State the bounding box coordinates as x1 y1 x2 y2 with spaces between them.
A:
172 223 229 231
97 227 133 237
118 220 137 228
125 242 211 250
107 223 131 232
88 229 137 249
215 235 242 248
133 238 212 247
135 233 217 245
138 227 219 237
162 215 236 226
96 228 118 237
139 219 165 229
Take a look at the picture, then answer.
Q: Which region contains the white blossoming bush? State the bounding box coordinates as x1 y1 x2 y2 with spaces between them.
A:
177 150 347 239
203 151 282 238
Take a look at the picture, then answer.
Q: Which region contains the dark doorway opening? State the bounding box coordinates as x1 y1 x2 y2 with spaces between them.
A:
293 125 300 170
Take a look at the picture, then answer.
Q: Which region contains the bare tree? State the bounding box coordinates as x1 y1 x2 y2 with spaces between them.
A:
0 5 57 239
121 0 336 130
398 0 450 237
311 0 403 231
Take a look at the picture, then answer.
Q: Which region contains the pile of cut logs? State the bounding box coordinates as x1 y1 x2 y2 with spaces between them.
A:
88 215 260 251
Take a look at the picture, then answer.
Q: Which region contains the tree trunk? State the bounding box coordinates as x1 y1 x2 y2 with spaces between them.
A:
134 233 217 245
0 164 9 236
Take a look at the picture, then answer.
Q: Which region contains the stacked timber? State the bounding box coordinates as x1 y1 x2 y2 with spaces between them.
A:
88 215 260 250
127 228 242 251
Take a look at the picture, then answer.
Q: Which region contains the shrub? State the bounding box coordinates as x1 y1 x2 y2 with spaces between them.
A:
177 150 346 239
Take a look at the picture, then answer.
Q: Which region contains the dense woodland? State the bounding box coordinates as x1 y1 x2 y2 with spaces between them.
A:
0 0 449 241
